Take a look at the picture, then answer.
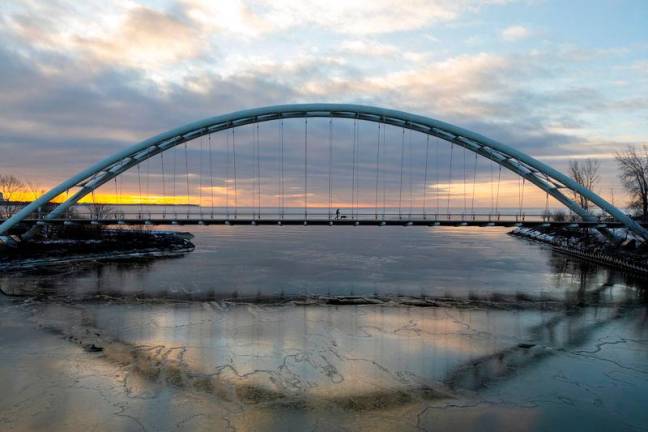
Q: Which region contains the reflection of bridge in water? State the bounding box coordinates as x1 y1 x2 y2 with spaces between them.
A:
11 265 645 415
1 103 646 239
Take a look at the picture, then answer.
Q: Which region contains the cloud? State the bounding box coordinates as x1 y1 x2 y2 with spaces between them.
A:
0 43 299 184
181 0 519 36
256 0 461 34
501 25 531 41
80 7 203 69
4 3 204 71
0 0 522 84
294 52 528 119
338 40 399 57
1 1 647 207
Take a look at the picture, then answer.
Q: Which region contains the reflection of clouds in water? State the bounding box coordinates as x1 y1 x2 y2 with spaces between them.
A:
21 299 647 424
28 302 456 403
3 277 648 430
282 249 400 268
74 303 552 396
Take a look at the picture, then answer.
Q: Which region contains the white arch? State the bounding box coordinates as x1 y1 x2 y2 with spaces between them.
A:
1 103 646 239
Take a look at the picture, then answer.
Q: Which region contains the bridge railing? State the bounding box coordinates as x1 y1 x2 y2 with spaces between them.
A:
54 209 555 223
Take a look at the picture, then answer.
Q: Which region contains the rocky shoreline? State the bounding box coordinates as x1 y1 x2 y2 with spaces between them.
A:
0 228 195 271
510 226 648 276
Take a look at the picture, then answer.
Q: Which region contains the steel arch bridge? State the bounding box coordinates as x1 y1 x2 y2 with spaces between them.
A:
1 103 646 239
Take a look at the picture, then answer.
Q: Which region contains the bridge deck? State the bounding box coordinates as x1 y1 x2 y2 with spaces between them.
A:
4 218 631 229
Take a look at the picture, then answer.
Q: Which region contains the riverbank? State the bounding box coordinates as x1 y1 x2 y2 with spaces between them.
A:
510 226 648 276
0 227 195 271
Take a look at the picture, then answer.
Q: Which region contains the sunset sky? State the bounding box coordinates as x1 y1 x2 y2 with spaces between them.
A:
1 1 647 210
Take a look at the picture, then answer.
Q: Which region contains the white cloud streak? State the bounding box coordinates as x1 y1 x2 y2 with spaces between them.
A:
501 25 531 41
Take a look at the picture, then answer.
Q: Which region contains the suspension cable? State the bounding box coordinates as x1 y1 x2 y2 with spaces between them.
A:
184 142 190 219
520 177 526 219
173 146 177 219
91 190 97 220
517 176 522 219
259 124 262 219
208 132 215 218
462 147 467 216
398 127 405 219
408 129 413 219
280 120 285 219
447 142 453 217
489 161 494 216
375 123 381 219
381 124 387 218
145 157 150 206
277 121 281 218
225 131 230 219
352 118 358 219
160 152 166 219
328 119 333 220
435 136 440 216
146 157 151 219
113 177 119 209
495 165 502 218
471 152 478 218
356 120 361 217
64 187 70 219
232 128 238 219
255 123 261 219
198 135 203 218
304 118 308 220
137 164 143 218
423 135 430 219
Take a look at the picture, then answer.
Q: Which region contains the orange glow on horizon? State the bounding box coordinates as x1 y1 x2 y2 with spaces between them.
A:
6 180 617 209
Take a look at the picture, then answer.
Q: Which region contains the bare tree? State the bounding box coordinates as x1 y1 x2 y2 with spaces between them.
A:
88 203 114 220
23 180 44 201
552 209 567 222
0 174 25 218
541 208 552 222
616 146 648 220
568 159 600 211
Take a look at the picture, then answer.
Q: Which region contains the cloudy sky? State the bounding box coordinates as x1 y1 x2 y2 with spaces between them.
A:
1 0 647 210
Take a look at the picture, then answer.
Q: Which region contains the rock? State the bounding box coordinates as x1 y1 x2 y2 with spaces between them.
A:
0 235 19 249
84 343 104 352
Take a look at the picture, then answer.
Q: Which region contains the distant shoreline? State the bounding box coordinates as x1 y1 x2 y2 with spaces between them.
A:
1 202 200 207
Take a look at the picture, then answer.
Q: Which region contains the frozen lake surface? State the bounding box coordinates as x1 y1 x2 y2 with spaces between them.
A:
1 226 647 431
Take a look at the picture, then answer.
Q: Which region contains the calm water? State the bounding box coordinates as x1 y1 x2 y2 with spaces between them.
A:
1 227 647 431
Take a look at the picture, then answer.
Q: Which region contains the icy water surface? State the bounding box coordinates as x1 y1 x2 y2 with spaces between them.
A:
1 226 648 431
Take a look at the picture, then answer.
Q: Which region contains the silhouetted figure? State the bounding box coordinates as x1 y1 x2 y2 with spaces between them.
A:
335 208 341 220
